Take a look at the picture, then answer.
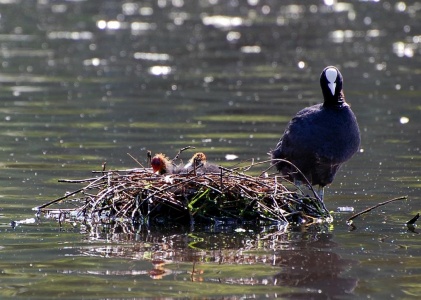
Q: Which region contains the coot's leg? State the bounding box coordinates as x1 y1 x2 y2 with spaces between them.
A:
293 180 305 194
317 186 325 201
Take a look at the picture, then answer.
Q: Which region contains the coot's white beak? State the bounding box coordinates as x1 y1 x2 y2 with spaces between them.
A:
325 68 338 96
328 82 336 95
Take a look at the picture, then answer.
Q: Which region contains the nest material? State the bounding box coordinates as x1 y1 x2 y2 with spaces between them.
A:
37 160 331 228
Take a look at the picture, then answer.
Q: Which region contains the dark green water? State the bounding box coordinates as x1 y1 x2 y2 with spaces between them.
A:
0 1 419 299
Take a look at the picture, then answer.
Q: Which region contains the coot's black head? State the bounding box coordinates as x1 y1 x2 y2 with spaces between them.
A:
320 66 345 107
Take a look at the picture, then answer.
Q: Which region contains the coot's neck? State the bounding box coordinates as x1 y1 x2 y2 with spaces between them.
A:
323 91 347 109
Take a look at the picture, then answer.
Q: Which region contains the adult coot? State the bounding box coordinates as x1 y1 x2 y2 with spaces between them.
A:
271 66 360 200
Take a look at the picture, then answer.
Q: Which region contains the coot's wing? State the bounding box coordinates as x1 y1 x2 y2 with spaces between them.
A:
274 105 321 157
271 105 322 180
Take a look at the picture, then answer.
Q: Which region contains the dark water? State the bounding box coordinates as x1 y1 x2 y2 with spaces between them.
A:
0 0 419 299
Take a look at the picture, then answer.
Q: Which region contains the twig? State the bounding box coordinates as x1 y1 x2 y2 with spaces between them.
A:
58 178 99 183
263 158 321 201
172 145 196 161
147 150 152 166
406 213 419 225
35 174 108 210
347 196 408 224
242 158 255 172
127 152 146 168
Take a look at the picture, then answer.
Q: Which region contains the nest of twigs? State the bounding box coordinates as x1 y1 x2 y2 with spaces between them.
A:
36 152 331 229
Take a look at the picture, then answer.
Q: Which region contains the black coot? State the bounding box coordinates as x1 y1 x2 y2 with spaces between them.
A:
271 66 360 200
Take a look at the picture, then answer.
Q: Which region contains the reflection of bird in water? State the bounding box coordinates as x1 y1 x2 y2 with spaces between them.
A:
271 244 357 297
271 66 360 200
183 152 220 174
150 153 173 175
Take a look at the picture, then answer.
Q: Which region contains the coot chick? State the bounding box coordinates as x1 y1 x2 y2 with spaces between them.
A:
151 153 173 175
183 152 220 174
271 66 360 200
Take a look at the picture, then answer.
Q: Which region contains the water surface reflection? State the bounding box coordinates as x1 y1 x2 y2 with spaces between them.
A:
76 224 358 299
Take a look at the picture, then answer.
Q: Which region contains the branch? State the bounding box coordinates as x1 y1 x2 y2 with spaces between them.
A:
346 196 408 224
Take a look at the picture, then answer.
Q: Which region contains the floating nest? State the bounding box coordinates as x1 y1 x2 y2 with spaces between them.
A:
36 151 332 230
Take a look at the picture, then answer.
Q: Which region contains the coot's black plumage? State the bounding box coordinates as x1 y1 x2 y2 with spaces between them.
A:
271 66 360 199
